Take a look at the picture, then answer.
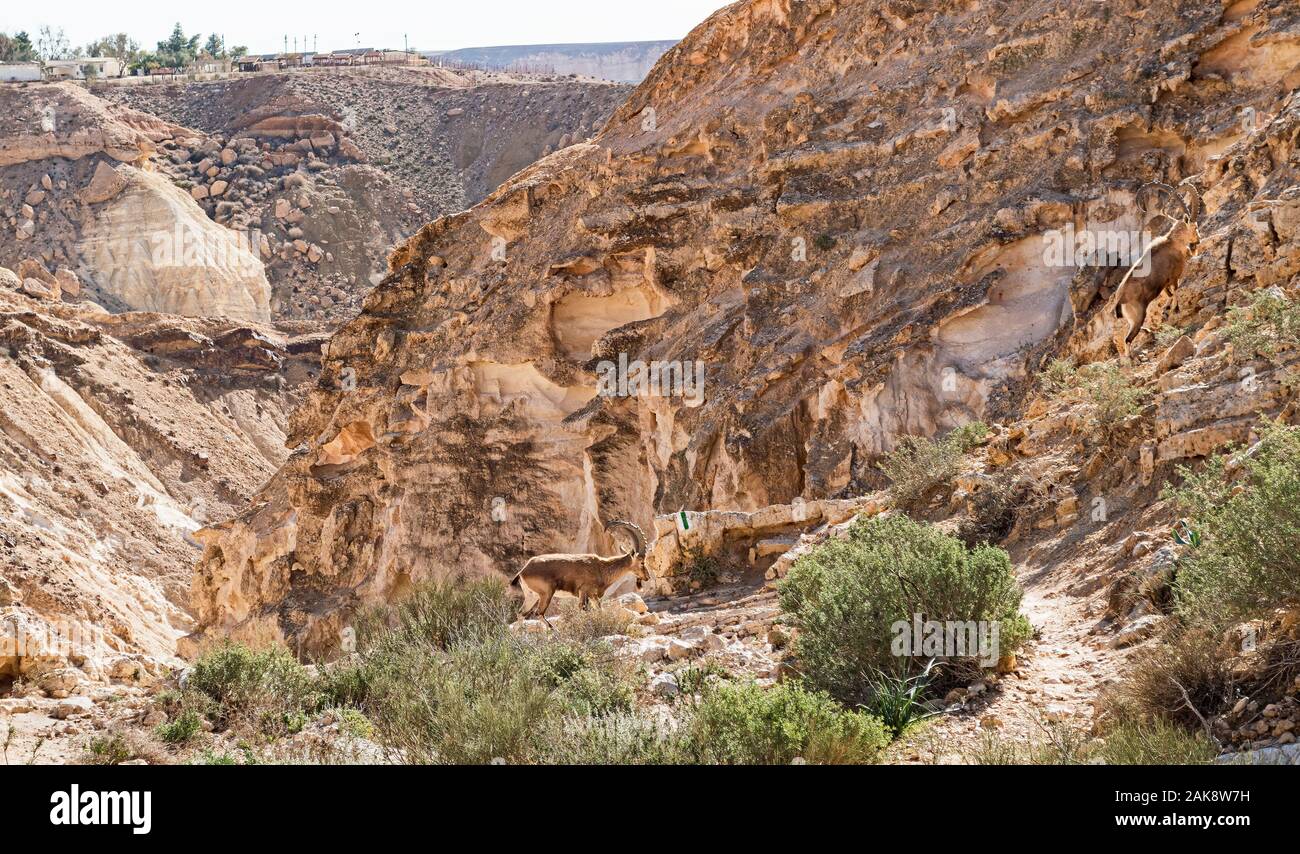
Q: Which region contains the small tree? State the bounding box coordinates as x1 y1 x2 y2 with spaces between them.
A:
36 25 71 61
1163 419 1300 626
156 23 200 68
203 34 225 58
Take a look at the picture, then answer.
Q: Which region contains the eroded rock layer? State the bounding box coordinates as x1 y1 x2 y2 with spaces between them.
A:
193 0 1300 654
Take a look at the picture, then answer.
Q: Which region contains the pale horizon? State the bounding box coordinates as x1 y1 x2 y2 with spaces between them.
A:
1 0 733 57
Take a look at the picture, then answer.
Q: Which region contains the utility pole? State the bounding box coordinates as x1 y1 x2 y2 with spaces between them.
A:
284 35 288 55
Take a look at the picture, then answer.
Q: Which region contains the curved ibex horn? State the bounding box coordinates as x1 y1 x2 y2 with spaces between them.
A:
1135 181 1195 223
604 520 647 557
1176 179 1202 222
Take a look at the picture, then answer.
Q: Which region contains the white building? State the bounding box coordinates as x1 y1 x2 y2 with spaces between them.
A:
0 62 43 82
43 57 125 80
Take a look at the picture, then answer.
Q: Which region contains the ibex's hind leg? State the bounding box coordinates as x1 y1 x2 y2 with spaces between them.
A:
534 587 557 629
1119 301 1148 355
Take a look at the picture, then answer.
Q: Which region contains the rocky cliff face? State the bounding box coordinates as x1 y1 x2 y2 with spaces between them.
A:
0 282 321 688
105 67 629 324
191 0 1300 655
0 83 275 322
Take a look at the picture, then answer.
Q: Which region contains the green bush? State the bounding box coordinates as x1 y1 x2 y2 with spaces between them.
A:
1040 357 1078 396
1164 419 1300 626
779 513 1029 703
187 643 321 735
84 733 131 765
1225 287 1300 361
538 713 690 765
355 575 518 652
156 709 202 745
685 681 888 765
351 578 642 764
878 422 988 506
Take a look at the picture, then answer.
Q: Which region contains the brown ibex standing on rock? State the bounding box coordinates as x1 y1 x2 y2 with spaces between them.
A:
511 521 649 625
1113 181 1201 357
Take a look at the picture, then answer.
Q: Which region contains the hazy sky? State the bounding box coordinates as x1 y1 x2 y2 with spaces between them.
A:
2 1 734 56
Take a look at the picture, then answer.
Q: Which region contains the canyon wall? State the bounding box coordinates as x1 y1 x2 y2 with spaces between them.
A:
190 0 1300 655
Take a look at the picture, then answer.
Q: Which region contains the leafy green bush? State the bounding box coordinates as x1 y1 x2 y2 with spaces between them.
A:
1163 419 1300 626
335 708 374 741
779 513 1029 703
878 422 989 506
685 681 888 765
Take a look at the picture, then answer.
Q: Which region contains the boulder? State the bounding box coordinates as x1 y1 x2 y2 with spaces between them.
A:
21 277 58 300
78 160 128 204
53 696 94 719
54 267 81 297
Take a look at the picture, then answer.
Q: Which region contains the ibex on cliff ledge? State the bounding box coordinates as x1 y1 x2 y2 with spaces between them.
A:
1113 181 1201 357
511 521 649 625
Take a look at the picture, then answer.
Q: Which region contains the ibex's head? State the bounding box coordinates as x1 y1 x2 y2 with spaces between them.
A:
1136 180 1201 248
605 520 649 589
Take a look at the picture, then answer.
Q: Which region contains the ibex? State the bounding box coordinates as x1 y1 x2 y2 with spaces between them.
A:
1113 181 1201 357
511 520 649 625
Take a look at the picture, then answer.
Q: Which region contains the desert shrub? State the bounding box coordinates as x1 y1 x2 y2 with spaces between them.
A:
779 513 1029 703
1154 324 1189 350
674 661 732 696
195 749 237 765
878 422 989 506
1225 287 1300 361
1079 361 1147 432
1102 627 1235 730
685 681 888 765
1099 719 1217 765
1040 357 1078 396
966 721 1091 765
554 601 634 642
350 578 642 764
355 575 518 652
335 708 374 741
83 733 131 765
187 642 321 736
156 709 202 745
1164 420 1300 626
957 474 1021 547
538 713 690 765
681 545 722 589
